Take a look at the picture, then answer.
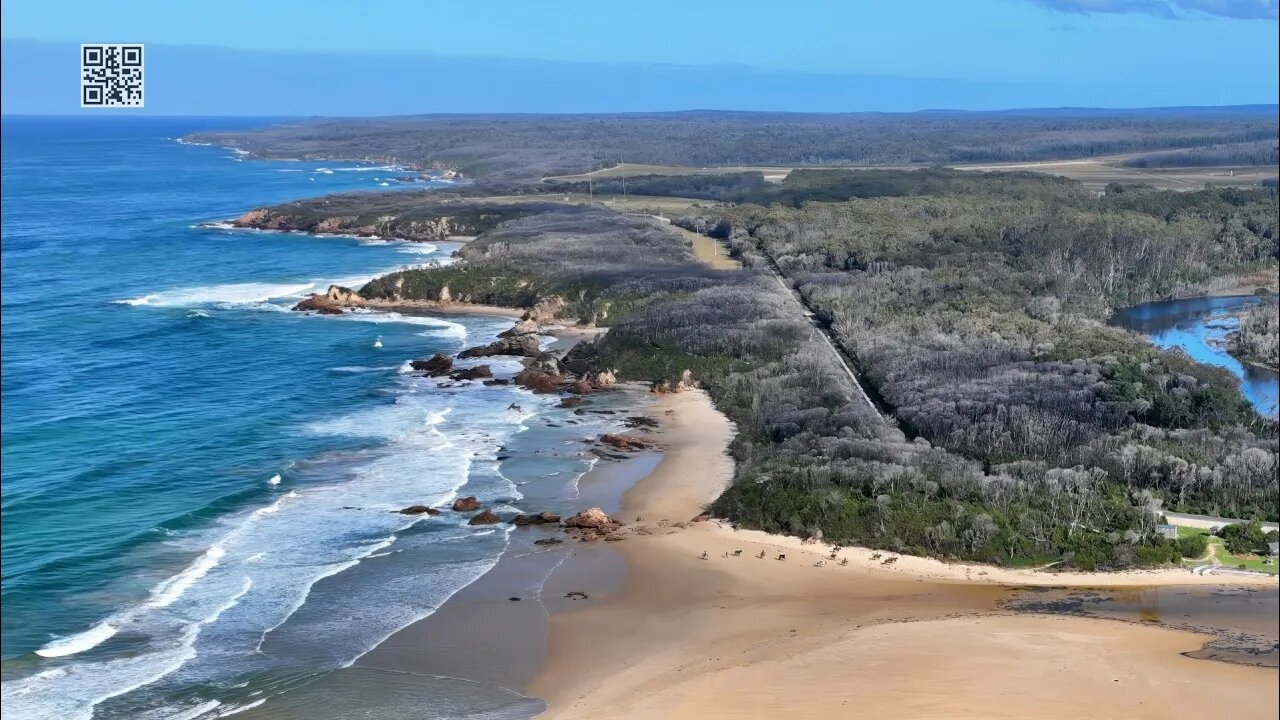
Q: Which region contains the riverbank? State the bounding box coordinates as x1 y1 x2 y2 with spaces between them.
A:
532 390 1277 719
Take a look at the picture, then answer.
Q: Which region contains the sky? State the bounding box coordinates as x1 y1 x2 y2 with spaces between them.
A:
2 0 1277 114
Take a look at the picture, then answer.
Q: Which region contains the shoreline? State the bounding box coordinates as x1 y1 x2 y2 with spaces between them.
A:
531 390 1277 719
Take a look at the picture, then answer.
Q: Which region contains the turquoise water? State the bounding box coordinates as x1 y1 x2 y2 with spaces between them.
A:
1111 295 1279 417
1 117 618 719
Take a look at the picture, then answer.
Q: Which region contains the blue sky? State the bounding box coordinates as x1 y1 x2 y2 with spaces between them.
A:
2 0 1277 113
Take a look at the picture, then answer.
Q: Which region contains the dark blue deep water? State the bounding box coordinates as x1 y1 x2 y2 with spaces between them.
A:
1 117 614 719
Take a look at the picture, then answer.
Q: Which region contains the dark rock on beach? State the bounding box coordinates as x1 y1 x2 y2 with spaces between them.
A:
511 511 561 526
599 433 655 451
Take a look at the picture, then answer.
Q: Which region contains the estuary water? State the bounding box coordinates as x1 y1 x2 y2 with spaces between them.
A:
1110 295 1279 417
0 117 621 719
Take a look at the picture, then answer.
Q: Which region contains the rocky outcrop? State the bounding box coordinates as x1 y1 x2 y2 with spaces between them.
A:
322 285 365 306
511 511 561 526
468 509 500 525
292 285 365 314
528 353 562 375
397 505 440 516
599 433 655 451
562 507 624 540
563 507 616 529
513 368 562 393
232 209 463 243
293 296 345 315
452 496 482 512
653 369 697 393
458 335 541 359
558 396 586 409
522 295 567 323
565 380 593 395
450 365 493 381
498 319 541 338
410 353 453 375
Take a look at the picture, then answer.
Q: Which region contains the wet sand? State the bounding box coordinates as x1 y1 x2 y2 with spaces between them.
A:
532 390 1279 719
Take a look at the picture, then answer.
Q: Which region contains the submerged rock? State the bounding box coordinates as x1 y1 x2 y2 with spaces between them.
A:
558 396 586 408
397 505 439 516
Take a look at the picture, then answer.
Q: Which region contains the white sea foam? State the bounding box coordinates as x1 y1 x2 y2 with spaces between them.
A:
150 545 226 609
218 698 266 716
2 320 577 719
395 242 439 256
34 621 119 658
167 700 222 720
115 282 316 308
267 474 281 486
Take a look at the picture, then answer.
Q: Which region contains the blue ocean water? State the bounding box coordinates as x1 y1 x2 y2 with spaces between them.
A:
1 117 618 719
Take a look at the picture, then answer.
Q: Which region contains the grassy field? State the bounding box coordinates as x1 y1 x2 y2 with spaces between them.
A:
1178 526 1278 575
545 156 1278 192
482 193 711 215
543 163 801 183
951 157 1278 191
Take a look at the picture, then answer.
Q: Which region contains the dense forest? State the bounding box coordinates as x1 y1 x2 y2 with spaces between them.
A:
660 175 1279 565
186 109 1279 186
1121 140 1279 168
1229 300 1280 371
271 164 1280 571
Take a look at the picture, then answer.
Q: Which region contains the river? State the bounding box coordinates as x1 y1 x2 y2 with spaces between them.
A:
1110 295 1279 417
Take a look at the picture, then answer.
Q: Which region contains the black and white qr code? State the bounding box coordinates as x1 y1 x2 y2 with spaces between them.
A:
81 44 144 108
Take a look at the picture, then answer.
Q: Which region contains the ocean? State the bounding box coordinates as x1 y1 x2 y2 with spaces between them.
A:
0 117 626 719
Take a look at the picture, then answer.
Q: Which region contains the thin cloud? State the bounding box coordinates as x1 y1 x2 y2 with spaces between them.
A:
1026 0 1278 19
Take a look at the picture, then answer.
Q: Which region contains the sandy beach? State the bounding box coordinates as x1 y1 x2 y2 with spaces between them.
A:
532 390 1279 719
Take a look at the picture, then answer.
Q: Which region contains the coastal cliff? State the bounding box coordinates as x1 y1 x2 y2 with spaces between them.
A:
229 193 573 242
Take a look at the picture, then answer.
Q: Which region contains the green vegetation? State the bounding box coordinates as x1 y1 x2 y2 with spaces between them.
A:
1228 299 1280 371
266 162 1279 572
1177 525 1279 574
185 109 1279 187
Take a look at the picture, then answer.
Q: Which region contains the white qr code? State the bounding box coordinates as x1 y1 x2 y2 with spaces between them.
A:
81 44 144 108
